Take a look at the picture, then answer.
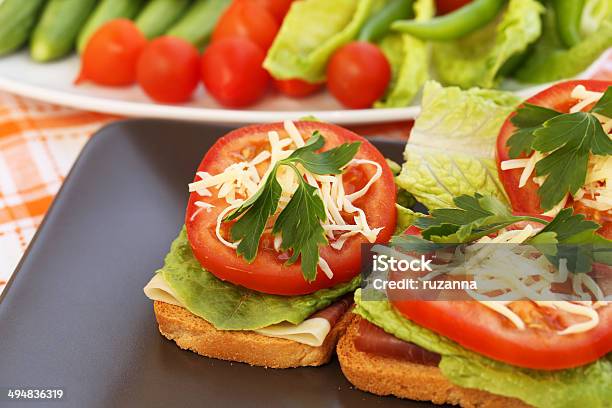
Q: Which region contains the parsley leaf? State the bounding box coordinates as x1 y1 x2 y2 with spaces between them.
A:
288 131 361 174
536 208 601 243
225 166 282 262
591 86 612 117
506 103 560 158
395 194 611 273
533 112 612 210
273 165 327 282
223 132 360 281
531 208 611 273
414 194 540 243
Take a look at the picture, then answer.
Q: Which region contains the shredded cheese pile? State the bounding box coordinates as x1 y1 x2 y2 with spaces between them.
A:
187 120 383 279
431 227 610 335
500 85 612 216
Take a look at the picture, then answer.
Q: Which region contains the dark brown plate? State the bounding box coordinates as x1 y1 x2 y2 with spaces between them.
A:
0 119 432 408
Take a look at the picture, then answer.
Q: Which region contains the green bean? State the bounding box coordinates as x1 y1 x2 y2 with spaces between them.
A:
552 0 584 48
392 0 506 41
358 0 414 43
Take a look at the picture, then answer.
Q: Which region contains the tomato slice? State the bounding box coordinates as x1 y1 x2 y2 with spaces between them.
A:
390 295 612 370
185 121 397 295
496 80 612 235
393 223 612 370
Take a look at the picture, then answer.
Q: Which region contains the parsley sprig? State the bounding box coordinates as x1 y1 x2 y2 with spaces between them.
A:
506 86 612 211
391 194 610 272
224 131 360 281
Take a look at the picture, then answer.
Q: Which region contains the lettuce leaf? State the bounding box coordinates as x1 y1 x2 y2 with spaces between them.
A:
263 0 380 83
374 0 434 108
515 0 612 83
354 290 612 408
157 227 360 330
395 204 422 233
395 81 518 210
432 0 544 89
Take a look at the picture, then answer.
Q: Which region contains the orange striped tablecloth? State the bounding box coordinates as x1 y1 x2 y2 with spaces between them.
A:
0 92 115 292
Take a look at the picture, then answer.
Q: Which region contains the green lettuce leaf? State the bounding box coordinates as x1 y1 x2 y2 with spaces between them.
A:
395 204 422 234
374 0 434 108
432 0 544 89
395 81 518 210
515 0 612 83
354 290 612 408
157 227 360 330
263 0 381 83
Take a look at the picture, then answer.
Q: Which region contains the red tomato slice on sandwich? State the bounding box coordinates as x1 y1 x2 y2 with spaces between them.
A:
392 223 612 370
496 80 612 237
185 121 397 295
390 295 612 370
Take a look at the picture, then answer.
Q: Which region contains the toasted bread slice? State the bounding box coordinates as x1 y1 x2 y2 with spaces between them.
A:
337 314 529 408
154 301 353 368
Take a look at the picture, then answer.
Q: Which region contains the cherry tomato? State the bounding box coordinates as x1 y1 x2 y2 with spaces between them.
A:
327 41 391 109
75 19 147 87
435 0 472 15
136 36 200 104
201 37 270 108
212 1 279 52
185 121 397 295
496 80 612 237
236 0 294 23
392 225 612 370
274 78 322 98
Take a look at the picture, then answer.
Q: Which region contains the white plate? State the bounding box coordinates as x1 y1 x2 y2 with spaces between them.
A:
0 49 609 125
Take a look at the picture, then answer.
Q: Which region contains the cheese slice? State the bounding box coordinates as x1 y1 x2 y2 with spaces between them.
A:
143 274 331 347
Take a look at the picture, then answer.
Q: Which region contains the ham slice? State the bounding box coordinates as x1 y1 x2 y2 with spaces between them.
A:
354 318 441 366
310 295 353 326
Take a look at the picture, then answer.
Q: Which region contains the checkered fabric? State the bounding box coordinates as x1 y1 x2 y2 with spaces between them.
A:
0 92 114 293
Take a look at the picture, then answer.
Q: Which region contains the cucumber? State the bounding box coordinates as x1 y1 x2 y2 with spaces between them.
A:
76 0 146 54
166 0 232 48
136 0 192 39
30 0 97 62
0 0 47 56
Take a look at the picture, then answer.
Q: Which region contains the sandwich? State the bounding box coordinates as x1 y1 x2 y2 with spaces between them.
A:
145 120 397 368
337 193 612 407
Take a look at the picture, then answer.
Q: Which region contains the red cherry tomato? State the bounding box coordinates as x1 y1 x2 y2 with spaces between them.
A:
136 36 200 104
201 37 270 107
186 121 397 295
435 0 472 15
75 19 147 87
327 41 391 109
274 78 322 98
236 0 294 23
212 1 279 51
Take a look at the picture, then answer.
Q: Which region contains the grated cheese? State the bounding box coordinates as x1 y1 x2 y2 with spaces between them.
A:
466 228 609 335
403 226 610 336
187 121 384 279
